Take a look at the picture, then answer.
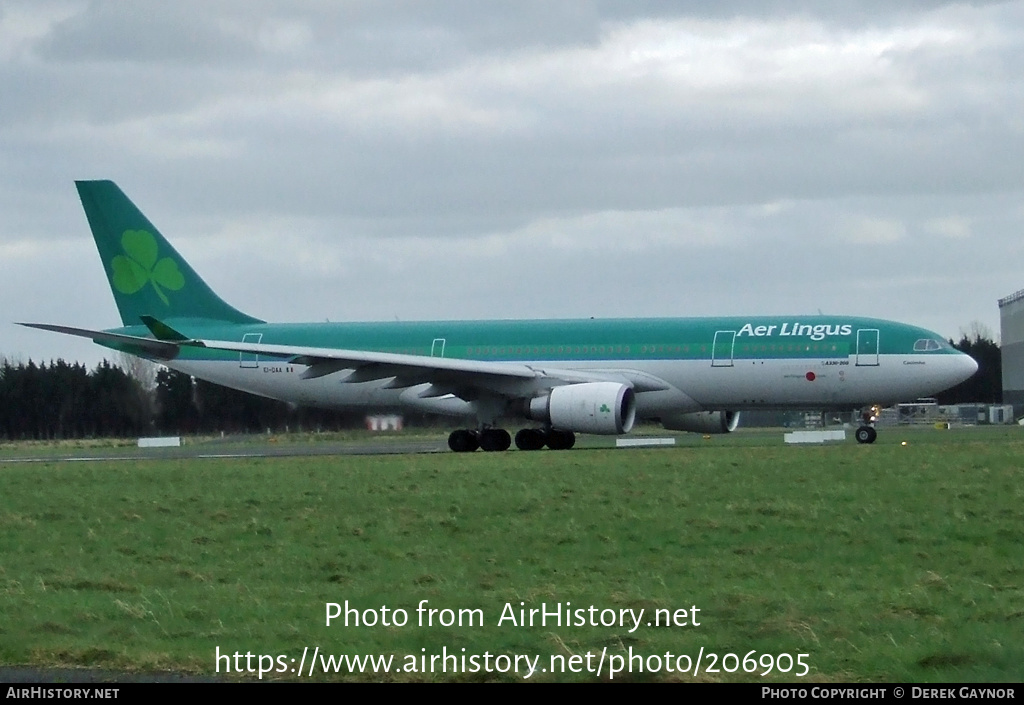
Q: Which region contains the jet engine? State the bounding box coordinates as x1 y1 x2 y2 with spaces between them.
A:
660 410 740 434
526 382 636 435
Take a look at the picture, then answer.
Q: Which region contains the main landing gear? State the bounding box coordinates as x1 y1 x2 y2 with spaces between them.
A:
447 428 576 452
514 428 575 451
447 428 508 452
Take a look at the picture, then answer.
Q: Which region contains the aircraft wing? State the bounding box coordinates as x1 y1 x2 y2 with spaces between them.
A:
19 321 671 399
183 336 671 398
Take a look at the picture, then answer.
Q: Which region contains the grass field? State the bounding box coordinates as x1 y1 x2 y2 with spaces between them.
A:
1 426 1022 682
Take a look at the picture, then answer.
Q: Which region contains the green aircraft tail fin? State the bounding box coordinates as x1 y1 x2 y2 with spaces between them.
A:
75 180 263 327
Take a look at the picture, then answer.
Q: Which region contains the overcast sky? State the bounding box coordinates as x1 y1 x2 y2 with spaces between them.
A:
2 1 1022 367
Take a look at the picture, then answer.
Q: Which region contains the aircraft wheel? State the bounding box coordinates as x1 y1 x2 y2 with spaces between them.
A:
448 429 479 452
546 429 576 450
479 428 512 452
515 428 546 450
855 426 877 444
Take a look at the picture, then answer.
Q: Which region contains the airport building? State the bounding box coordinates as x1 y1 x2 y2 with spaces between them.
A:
998 288 1024 413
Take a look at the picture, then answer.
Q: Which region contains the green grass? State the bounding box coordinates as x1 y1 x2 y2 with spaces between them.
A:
1 427 1022 681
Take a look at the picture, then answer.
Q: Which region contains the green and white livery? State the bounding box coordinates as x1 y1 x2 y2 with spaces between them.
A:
23 181 978 451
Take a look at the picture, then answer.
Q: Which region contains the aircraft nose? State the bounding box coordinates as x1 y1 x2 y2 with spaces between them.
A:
957 353 979 383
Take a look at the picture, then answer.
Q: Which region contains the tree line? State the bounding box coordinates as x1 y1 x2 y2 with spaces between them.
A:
935 332 1001 406
0 358 364 441
0 332 1004 441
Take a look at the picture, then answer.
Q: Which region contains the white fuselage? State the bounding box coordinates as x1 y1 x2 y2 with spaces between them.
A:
168 350 975 419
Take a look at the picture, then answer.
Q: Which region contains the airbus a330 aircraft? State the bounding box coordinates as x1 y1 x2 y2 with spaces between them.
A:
22 181 978 451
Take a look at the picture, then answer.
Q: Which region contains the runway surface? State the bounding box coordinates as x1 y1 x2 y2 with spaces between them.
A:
0 437 447 464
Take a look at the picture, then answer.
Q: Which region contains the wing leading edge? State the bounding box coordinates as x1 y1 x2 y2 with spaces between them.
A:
18 320 673 403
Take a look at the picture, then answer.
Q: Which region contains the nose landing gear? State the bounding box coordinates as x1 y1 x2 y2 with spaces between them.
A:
856 407 879 444
855 425 877 444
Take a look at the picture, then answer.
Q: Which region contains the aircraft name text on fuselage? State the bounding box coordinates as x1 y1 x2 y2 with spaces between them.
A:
736 322 854 342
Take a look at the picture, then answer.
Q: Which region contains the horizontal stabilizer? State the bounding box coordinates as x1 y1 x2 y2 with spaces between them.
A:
139 315 190 342
17 322 181 359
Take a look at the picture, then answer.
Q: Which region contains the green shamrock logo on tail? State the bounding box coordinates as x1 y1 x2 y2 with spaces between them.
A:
111 230 185 306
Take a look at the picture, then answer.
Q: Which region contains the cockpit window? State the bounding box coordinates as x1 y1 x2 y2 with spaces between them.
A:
913 339 944 352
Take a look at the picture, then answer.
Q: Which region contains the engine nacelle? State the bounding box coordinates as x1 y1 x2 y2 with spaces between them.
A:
526 382 636 435
661 410 740 434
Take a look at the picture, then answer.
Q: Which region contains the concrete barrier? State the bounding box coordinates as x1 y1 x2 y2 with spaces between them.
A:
616 437 676 448
138 437 181 448
783 430 847 444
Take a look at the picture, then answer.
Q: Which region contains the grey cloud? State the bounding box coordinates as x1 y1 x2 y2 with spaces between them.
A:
38 3 257 64
3 0 1022 366
33 1 1008 72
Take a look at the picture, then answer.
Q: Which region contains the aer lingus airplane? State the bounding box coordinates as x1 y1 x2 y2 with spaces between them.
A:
22 181 977 451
